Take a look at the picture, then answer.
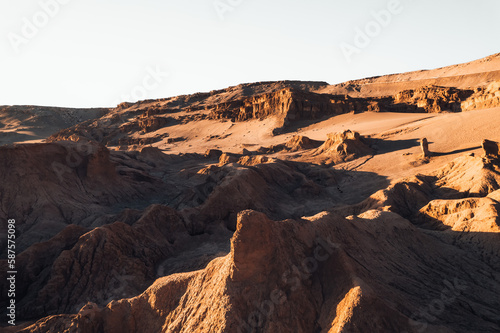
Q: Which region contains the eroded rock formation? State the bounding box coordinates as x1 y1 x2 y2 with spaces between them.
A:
482 139 500 161
393 86 473 113
208 88 370 133
462 81 500 111
285 135 323 152
420 138 431 158
312 130 373 163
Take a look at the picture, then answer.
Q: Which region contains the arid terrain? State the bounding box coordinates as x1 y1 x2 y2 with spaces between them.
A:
1 53 500 332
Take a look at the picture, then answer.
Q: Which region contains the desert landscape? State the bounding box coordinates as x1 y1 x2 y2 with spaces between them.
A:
0 51 499 332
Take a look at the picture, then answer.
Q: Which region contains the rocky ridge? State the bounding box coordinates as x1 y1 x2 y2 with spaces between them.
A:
44 82 500 149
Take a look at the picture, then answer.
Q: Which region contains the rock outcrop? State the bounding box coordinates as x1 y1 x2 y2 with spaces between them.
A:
462 81 500 111
482 139 500 161
204 149 223 159
420 138 431 158
218 152 240 166
285 135 323 152
0 203 236 324
312 130 373 163
208 88 370 133
393 86 473 113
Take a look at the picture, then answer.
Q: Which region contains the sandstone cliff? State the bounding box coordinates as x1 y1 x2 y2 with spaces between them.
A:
462 81 500 111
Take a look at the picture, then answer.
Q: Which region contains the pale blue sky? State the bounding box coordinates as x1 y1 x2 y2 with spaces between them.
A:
1 0 499 107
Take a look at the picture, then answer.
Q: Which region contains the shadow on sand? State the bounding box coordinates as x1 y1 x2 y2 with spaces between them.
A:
431 145 482 157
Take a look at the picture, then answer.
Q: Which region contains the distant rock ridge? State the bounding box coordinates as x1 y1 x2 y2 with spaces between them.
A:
42 80 500 148
0 105 108 129
204 83 500 134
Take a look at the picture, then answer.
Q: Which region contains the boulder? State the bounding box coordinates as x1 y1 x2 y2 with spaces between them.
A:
482 139 500 159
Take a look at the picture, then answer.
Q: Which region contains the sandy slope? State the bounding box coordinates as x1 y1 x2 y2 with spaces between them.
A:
340 107 500 181
150 107 499 188
154 112 433 155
